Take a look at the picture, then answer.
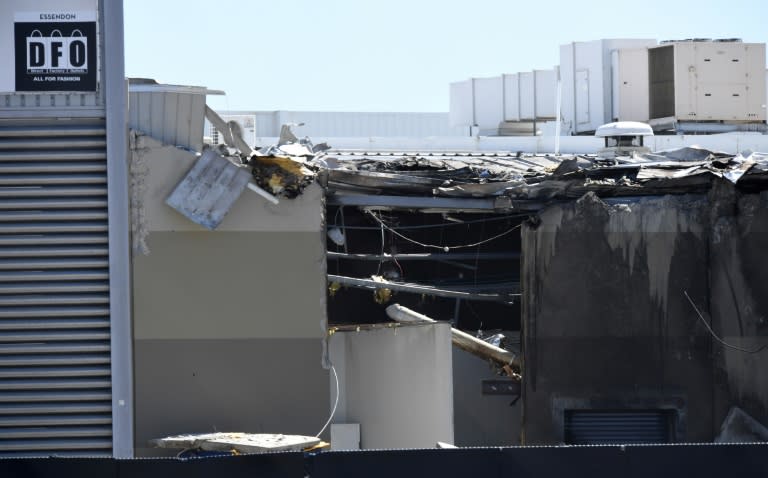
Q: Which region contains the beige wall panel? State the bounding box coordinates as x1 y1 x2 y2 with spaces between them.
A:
133 231 327 340
134 338 330 456
131 133 324 233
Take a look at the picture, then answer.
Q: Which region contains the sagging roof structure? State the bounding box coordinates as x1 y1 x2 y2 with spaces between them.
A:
322 147 768 209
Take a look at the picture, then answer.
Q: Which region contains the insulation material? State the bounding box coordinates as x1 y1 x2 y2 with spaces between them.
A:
129 131 151 254
250 154 317 199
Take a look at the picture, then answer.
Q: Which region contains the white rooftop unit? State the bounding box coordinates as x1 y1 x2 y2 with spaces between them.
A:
207 114 257 147
648 40 767 129
611 48 650 123
560 39 657 134
210 111 463 142
449 70 558 135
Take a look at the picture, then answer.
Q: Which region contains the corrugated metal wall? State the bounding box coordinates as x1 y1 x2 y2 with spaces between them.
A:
128 90 207 152
0 118 112 456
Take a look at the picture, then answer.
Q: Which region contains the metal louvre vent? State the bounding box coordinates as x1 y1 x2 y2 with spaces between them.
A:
0 119 111 457
565 410 673 445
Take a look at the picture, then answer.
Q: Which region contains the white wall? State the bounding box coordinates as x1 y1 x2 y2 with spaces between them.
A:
450 70 558 128
612 48 650 122
449 80 473 128
473 77 504 131
329 323 454 449
561 39 656 134
212 110 465 138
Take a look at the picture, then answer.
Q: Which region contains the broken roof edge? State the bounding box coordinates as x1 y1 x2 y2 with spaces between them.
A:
128 78 225 96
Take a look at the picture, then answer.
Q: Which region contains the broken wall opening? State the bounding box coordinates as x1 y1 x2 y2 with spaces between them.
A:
326 206 523 331
325 204 525 446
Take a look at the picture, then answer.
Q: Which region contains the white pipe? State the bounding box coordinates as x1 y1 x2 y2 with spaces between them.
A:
247 182 280 205
386 303 436 324
385 304 520 369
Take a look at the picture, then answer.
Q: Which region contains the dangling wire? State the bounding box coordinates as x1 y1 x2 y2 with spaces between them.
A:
376 221 385 276
684 291 767 354
367 210 522 251
316 365 339 438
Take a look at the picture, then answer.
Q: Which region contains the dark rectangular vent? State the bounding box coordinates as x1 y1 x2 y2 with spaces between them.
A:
649 46 676 119
564 409 674 445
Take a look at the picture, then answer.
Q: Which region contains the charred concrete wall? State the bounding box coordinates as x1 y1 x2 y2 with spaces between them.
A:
129 133 329 456
709 187 768 431
522 186 768 444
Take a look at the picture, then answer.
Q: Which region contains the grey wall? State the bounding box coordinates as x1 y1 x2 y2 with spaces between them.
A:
521 187 768 445
453 348 521 446
329 324 454 449
130 133 329 456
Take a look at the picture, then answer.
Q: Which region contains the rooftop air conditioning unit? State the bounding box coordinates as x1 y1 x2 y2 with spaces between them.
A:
648 40 767 132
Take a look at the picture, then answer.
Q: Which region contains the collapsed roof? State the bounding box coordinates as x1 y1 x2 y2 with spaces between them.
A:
323 147 768 206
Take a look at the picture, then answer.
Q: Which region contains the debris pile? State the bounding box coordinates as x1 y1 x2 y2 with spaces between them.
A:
248 124 329 198
166 122 329 229
325 147 768 200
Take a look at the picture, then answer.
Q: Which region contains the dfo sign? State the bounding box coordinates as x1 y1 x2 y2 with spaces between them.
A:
14 12 97 92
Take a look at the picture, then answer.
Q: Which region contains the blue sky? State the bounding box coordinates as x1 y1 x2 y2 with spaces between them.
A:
124 0 767 112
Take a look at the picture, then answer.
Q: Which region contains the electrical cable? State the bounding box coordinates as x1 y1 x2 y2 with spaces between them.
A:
376 222 385 275
328 213 527 231
684 291 767 354
316 365 340 438
367 210 522 251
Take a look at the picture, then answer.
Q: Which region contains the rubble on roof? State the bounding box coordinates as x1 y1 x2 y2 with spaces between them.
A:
324 147 768 201
247 126 329 198
165 124 329 229
715 407 768 443
172 114 768 228
249 154 317 199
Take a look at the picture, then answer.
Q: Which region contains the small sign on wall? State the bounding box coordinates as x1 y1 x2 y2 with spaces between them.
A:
14 12 97 92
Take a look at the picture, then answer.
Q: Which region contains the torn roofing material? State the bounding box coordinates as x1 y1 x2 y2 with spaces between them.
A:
322 147 768 202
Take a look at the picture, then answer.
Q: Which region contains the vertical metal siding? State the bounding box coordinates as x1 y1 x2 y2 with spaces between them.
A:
0 118 111 456
649 45 676 119
128 90 206 152
565 410 672 445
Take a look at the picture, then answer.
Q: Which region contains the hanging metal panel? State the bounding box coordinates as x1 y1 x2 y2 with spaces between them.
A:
0 118 111 456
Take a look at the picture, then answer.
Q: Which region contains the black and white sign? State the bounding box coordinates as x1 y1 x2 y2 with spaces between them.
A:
14 12 97 92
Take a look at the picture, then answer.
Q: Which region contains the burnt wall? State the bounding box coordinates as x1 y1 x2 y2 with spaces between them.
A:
522 186 768 445
709 187 768 430
521 193 713 444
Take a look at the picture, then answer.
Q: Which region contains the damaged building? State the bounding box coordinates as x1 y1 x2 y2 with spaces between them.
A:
127 77 768 450
322 141 768 445
0 67 767 455
0 0 767 457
